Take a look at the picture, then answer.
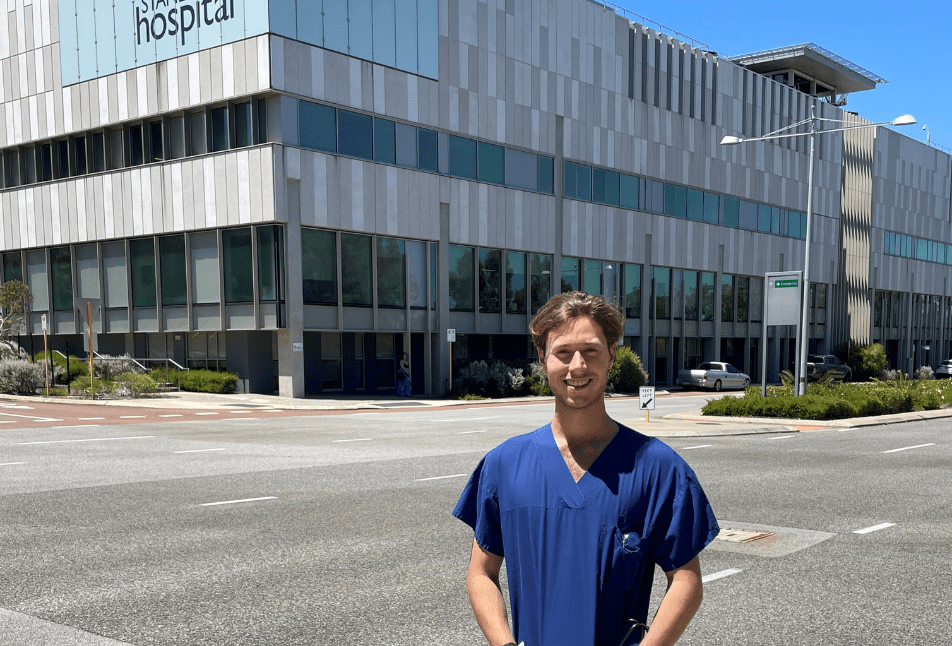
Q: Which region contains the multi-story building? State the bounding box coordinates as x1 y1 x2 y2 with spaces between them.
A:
1 0 949 397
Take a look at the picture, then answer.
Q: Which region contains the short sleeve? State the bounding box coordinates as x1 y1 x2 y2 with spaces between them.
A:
452 455 505 556
647 469 719 572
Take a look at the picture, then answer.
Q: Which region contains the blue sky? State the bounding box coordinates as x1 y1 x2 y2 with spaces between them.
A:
613 0 951 152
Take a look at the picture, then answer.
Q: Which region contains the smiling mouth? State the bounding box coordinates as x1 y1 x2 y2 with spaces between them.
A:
565 379 592 388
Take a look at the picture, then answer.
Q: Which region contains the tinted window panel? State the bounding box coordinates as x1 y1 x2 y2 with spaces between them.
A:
341 233 373 306
223 229 254 304
130 238 157 308
537 156 554 193
619 174 639 209
449 136 477 179
478 142 505 184
449 245 475 311
159 236 187 306
504 148 537 191
300 101 337 152
418 128 439 172
395 123 417 168
302 228 338 305
338 110 374 160
373 118 396 164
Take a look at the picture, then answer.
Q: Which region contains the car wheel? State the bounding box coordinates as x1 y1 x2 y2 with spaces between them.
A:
713 380 722 392
742 378 750 389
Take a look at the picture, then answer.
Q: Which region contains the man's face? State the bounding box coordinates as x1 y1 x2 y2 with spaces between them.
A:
540 315 616 411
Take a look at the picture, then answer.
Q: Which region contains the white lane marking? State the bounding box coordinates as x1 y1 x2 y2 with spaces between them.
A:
0 413 63 422
159 414 183 418
120 416 145 419
263 409 284 413
19 435 155 445
200 496 276 507
682 444 712 450
882 443 936 454
229 410 254 414
854 523 896 535
0 420 15 424
174 448 227 454
416 474 469 482
428 416 500 422
702 568 743 583
48 425 100 429
195 412 219 416
332 438 373 443
837 428 857 432
768 435 794 441
0 462 27 466
78 417 106 420
456 430 486 435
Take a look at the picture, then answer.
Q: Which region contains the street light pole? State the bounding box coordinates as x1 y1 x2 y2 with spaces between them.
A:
720 107 916 396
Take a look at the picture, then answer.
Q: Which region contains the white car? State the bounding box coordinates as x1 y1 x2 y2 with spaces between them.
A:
676 361 751 391
935 360 952 379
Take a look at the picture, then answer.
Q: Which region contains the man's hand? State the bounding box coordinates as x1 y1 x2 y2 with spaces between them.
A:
466 539 517 646
639 555 704 646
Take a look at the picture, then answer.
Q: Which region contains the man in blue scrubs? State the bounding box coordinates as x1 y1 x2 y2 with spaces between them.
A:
454 292 719 646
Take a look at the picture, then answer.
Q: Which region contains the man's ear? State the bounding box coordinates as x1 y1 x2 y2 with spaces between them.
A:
609 343 618 365
537 346 546 365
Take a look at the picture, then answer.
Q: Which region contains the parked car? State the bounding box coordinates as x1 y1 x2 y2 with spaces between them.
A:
677 362 751 391
935 360 952 379
806 354 852 382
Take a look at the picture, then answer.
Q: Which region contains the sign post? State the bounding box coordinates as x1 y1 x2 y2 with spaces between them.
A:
639 386 656 422
763 271 803 396
41 314 49 397
447 329 456 393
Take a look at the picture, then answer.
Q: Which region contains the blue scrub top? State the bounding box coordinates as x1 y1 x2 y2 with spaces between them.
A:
453 424 719 646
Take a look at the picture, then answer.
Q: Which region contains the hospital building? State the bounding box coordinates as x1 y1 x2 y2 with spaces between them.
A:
1 0 950 397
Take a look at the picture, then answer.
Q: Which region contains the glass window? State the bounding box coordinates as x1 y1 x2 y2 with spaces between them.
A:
257 98 269 143
593 169 619 206
257 226 283 302
449 136 477 180
684 269 698 320
721 274 734 322
506 252 526 314
750 277 763 322
102 242 128 308
647 180 665 213
449 245 475 311
3 252 22 282
50 247 73 312
211 106 229 152
376 333 396 388
653 267 670 320
504 148 537 191
130 238 157 308
672 269 683 319
168 117 186 160
418 128 439 172
619 174 639 209
787 210 802 238
40 143 53 181
74 136 88 175
56 140 69 178
701 271 715 321
664 184 686 218
395 123 417 168
723 197 739 228
234 102 253 148
189 112 207 155
21 148 35 184
302 228 337 305
564 162 592 201
338 110 374 160
704 193 720 224
736 275 749 322
300 101 337 152
5 150 20 186
530 254 552 314
623 263 641 319
430 243 438 310
561 257 580 292
377 237 406 308
771 207 781 234
321 333 343 390
26 250 49 311
406 240 427 309
478 249 501 313
686 189 703 221
584 259 602 295
739 201 757 230
159 235 187 306
130 124 144 166
478 142 505 185
757 205 772 233
223 228 254 304
190 231 220 304
341 233 373 306
537 156 554 194
374 118 396 164
149 121 163 162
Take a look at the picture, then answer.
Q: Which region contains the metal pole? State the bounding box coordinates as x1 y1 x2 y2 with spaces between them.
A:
797 106 818 396
87 301 94 398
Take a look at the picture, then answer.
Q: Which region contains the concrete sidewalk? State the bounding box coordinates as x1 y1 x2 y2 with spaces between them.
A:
7 389 952 437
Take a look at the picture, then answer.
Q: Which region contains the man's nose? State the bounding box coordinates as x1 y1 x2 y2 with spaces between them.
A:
569 351 586 369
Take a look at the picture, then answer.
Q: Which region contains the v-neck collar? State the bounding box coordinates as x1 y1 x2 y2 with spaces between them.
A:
536 424 624 508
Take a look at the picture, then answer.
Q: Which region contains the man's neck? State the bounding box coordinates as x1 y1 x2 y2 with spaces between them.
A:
551 402 618 477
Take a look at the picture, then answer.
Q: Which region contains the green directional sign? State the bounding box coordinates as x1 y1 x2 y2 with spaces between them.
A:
774 279 799 288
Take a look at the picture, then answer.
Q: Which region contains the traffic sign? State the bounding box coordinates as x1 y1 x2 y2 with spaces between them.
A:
639 386 655 410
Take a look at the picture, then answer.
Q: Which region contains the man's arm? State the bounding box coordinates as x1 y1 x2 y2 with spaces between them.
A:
466 539 517 646
640 555 704 646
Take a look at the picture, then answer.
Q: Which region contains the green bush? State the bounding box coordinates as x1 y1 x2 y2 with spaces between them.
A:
69 375 114 399
525 361 552 396
34 351 88 383
0 359 45 395
116 372 159 398
842 342 888 382
165 368 239 394
608 346 648 394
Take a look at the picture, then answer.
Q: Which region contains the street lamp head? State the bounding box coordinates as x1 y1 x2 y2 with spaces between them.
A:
720 135 744 145
891 114 916 126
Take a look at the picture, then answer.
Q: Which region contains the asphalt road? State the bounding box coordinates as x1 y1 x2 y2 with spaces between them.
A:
0 397 948 645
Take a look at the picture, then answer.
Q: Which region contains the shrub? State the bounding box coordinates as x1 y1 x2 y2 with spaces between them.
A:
35 351 87 384
0 359 44 395
608 346 648 394
525 361 552 396
844 342 889 382
115 372 159 398
454 360 529 398
69 375 114 399
94 354 146 380
915 365 934 380
179 369 238 394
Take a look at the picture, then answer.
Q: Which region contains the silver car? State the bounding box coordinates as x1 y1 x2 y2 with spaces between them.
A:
935 360 952 379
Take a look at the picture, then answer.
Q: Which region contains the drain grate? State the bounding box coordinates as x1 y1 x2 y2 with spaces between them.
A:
716 528 775 543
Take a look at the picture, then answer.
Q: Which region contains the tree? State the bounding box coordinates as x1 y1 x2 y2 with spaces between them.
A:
0 280 32 341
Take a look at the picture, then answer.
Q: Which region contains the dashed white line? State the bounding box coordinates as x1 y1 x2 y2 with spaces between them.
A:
19 435 155 445
174 448 227 454
882 443 935 454
120 416 145 419
195 412 219 416
78 417 106 420
200 496 276 507
229 410 254 414
456 430 486 435
768 435 794 441
332 438 373 443
854 523 896 535
0 462 27 466
416 474 469 482
159 414 183 418
682 445 712 450
702 568 743 583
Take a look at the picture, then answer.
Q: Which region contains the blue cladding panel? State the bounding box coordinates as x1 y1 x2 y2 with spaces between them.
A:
417 0 438 78
372 0 396 67
296 0 322 44
94 0 117 77
271 0 298 38
349 0 374 61
59 0 80 86
323 0 349 54
394 0 418 73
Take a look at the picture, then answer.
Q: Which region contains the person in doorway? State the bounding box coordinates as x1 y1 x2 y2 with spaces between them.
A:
453 292 719 646
397 352 412 397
